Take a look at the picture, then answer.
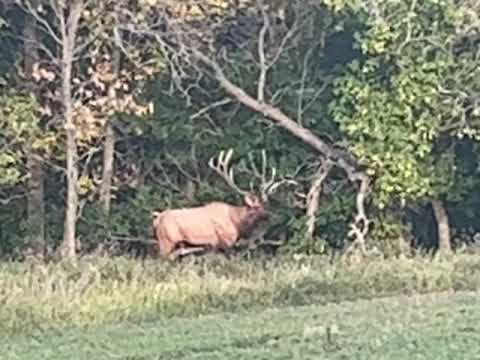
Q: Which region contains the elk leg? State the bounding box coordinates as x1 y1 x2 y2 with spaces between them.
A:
158 239 175 258
169 246 206 260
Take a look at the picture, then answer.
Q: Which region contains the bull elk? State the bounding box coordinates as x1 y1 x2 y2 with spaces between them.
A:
152 149 294 259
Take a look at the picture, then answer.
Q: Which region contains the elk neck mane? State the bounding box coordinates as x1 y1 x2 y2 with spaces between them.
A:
226 202 267 238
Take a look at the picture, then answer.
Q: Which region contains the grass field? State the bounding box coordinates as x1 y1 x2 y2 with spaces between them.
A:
2 253 480 359
4 290 480 359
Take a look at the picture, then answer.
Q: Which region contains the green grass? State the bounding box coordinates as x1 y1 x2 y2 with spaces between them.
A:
4 290 480 359
2 252 480 336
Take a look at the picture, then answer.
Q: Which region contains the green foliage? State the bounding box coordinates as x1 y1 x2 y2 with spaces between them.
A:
369 211 412 257
280 215 314 253
331 0 480 209
315 189 357 248
0 205 27 257
0 92 42 186
332 60 445 206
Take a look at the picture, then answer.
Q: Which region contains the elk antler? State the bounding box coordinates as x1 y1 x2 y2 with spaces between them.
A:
210 148 297 201
209 149 249 196
243 149 298 202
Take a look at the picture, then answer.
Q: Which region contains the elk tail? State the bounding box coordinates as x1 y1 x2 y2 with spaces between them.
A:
152 210 163 218
151 210 163 240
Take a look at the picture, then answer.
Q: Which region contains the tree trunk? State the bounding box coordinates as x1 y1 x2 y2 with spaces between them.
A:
99 46 120 215
305 161 332 252
59 1 83 258
23 7 45 256
431 199 451 253
185 180 196 202
26 156 45 255
99 121 115 214
61 96 79 258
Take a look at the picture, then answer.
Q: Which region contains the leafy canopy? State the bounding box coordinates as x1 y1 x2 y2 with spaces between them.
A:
331 0 480 208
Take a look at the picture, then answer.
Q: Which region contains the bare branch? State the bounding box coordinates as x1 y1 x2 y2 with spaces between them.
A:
48 0 62 22
256 0 269 102
193 50 344 162
305 159 333 238
396 0 418 55
301 81 331 116
29 152 65 174
165 152 200 184
296 40 329 124
0 192 26 205
16 0 63 45
267 16 302 69
19 36 59 64
78 146 100 177
346 174 371 255
208 148 249 196
152 159 182 193
189 98 233 120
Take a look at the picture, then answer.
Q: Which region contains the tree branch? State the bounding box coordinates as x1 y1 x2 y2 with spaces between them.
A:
189 97 233 120
191 49 371 246
256 0 269 102
0 192 26 205
16 0 63 45
305 159 333 249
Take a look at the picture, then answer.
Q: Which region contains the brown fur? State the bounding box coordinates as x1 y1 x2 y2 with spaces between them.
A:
152 194 268 257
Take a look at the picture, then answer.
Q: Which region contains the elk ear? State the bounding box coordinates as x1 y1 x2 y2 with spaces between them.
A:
244 194 254 207
244 193 260 208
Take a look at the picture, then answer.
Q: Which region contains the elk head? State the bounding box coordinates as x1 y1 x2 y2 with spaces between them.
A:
209 148 296 238
237 192 269 238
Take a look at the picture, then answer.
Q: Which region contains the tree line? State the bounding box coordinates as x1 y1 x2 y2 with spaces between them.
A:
1 0 480 259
